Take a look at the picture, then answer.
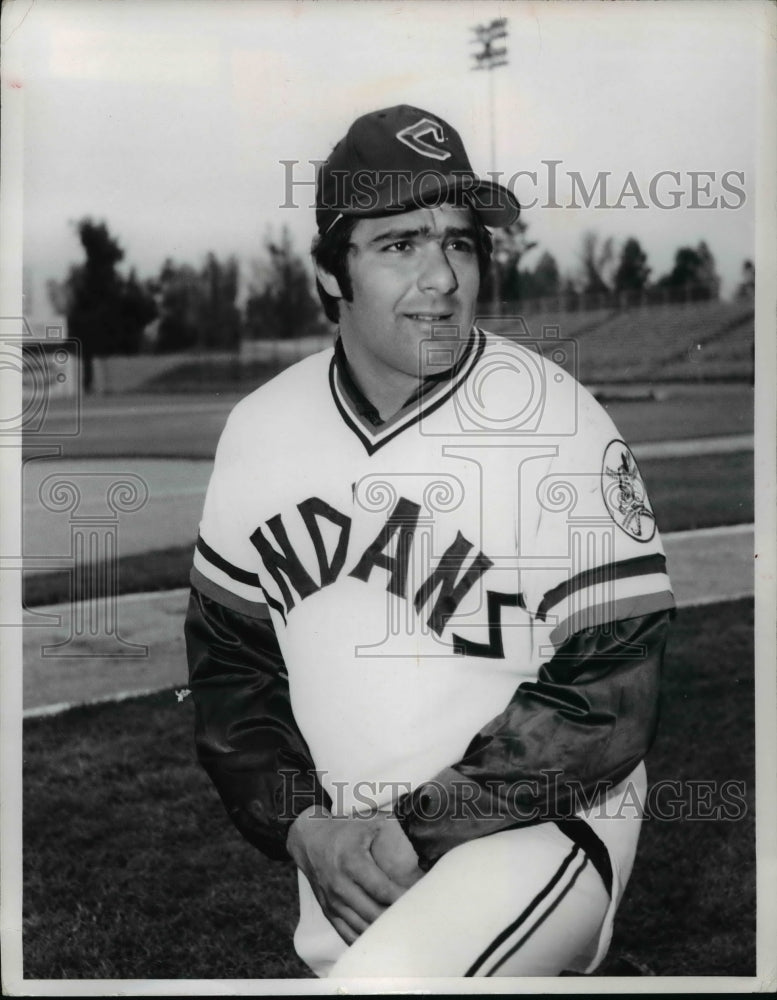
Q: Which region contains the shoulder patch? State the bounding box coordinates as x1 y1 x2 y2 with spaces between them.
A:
601 439 656 542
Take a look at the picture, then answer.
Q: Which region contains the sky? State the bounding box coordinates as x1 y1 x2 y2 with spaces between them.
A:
4 0 769 311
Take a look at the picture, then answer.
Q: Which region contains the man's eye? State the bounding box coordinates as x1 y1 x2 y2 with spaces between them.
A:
383 240 412 253
448 239 475 253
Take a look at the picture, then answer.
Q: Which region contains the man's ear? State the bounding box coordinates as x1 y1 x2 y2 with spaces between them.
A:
315 263 343 300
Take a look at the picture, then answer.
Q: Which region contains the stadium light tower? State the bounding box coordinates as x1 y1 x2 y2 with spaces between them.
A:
471 18 509 314
470 17 509 172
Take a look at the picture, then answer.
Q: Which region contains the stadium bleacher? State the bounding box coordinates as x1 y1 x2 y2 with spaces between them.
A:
493 299 754 384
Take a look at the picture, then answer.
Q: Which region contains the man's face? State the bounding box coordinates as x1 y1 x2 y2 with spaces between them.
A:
325 203 481 396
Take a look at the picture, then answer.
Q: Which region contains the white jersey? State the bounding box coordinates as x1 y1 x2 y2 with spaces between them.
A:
192 327 674 973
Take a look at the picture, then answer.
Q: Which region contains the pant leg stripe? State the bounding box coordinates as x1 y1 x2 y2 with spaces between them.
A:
464 845 581 977
484 853 590 976
554 816 613 896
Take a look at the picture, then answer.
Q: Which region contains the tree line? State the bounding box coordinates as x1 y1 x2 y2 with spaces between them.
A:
48 216 753 389
48 218 328 390
479 217 740 307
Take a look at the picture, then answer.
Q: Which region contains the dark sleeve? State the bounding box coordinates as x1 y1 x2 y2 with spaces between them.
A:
394 608 673 870
184 585 331 860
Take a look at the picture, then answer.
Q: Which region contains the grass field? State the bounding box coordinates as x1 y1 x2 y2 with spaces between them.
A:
22 599 754 980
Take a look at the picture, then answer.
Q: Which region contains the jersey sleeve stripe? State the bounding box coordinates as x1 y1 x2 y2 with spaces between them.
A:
190 565 271 620
192 547 264 605
548 589 675 648
536 553 668 622
196 533 261 587
541 570 674 640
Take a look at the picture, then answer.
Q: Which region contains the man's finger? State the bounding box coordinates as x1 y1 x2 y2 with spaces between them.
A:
334 873 391 925
330 915 359 946
347 851 406 907
315 885 372 940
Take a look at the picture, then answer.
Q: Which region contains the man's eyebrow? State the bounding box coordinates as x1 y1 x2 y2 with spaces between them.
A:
368 224 477 245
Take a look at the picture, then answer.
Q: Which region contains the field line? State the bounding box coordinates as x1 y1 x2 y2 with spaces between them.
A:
633 435 753 459
661 522 753 541
23 685 185 720
47 400 236 419
675 590 754 610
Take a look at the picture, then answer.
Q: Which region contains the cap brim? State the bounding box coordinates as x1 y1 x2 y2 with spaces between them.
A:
390 172 521 228
317 172 519 231
464 179 521 228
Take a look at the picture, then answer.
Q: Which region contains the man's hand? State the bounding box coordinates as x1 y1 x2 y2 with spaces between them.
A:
369 812 425 889
286 807 411 944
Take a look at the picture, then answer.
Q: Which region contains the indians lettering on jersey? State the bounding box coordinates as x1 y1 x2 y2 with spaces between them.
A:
248 492 521 659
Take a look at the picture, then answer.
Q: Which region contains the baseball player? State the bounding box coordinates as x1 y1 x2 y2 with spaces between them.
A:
185 105 674 978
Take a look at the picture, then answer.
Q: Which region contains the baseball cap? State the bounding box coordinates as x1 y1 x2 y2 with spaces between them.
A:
316 104 521 234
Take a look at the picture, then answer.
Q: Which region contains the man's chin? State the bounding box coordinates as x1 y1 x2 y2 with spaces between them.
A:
414 324 472 380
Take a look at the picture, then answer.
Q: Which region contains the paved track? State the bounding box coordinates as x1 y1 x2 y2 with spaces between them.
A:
21 525 754 717
21 458 210 571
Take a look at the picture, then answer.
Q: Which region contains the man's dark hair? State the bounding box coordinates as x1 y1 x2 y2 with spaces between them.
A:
311 216 360 324
311 206 494 324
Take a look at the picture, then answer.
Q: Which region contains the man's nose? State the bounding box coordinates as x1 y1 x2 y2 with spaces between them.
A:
417 244 459 295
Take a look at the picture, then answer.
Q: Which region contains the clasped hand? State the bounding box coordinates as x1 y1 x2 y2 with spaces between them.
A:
286 806 424 944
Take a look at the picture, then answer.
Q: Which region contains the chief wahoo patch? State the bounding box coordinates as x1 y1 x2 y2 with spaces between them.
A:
601 440 657 542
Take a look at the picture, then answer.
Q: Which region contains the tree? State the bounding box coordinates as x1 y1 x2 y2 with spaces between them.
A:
476 218 537 306
579 231 614 295
614 238 651 294
200 253 242 350
656 241 720 300
118 269 158 353
532 251 561 297
560 275 580 311
155 259 202 353
735 259 755 299
63 219 157 390
505 251 561 302
245 226 325 340
155 253 242 353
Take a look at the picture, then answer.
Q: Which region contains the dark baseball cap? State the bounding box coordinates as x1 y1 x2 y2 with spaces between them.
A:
316 104 521 234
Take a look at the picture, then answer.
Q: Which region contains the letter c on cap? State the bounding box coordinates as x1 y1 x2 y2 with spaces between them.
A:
396 118 452 161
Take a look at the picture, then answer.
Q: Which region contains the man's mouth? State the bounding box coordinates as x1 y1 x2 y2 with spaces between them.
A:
405 313 454 322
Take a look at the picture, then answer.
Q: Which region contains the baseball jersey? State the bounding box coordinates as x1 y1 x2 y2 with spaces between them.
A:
186 326 674 973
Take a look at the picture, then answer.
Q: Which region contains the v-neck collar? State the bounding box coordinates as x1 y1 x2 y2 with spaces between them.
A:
329 327 486 455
